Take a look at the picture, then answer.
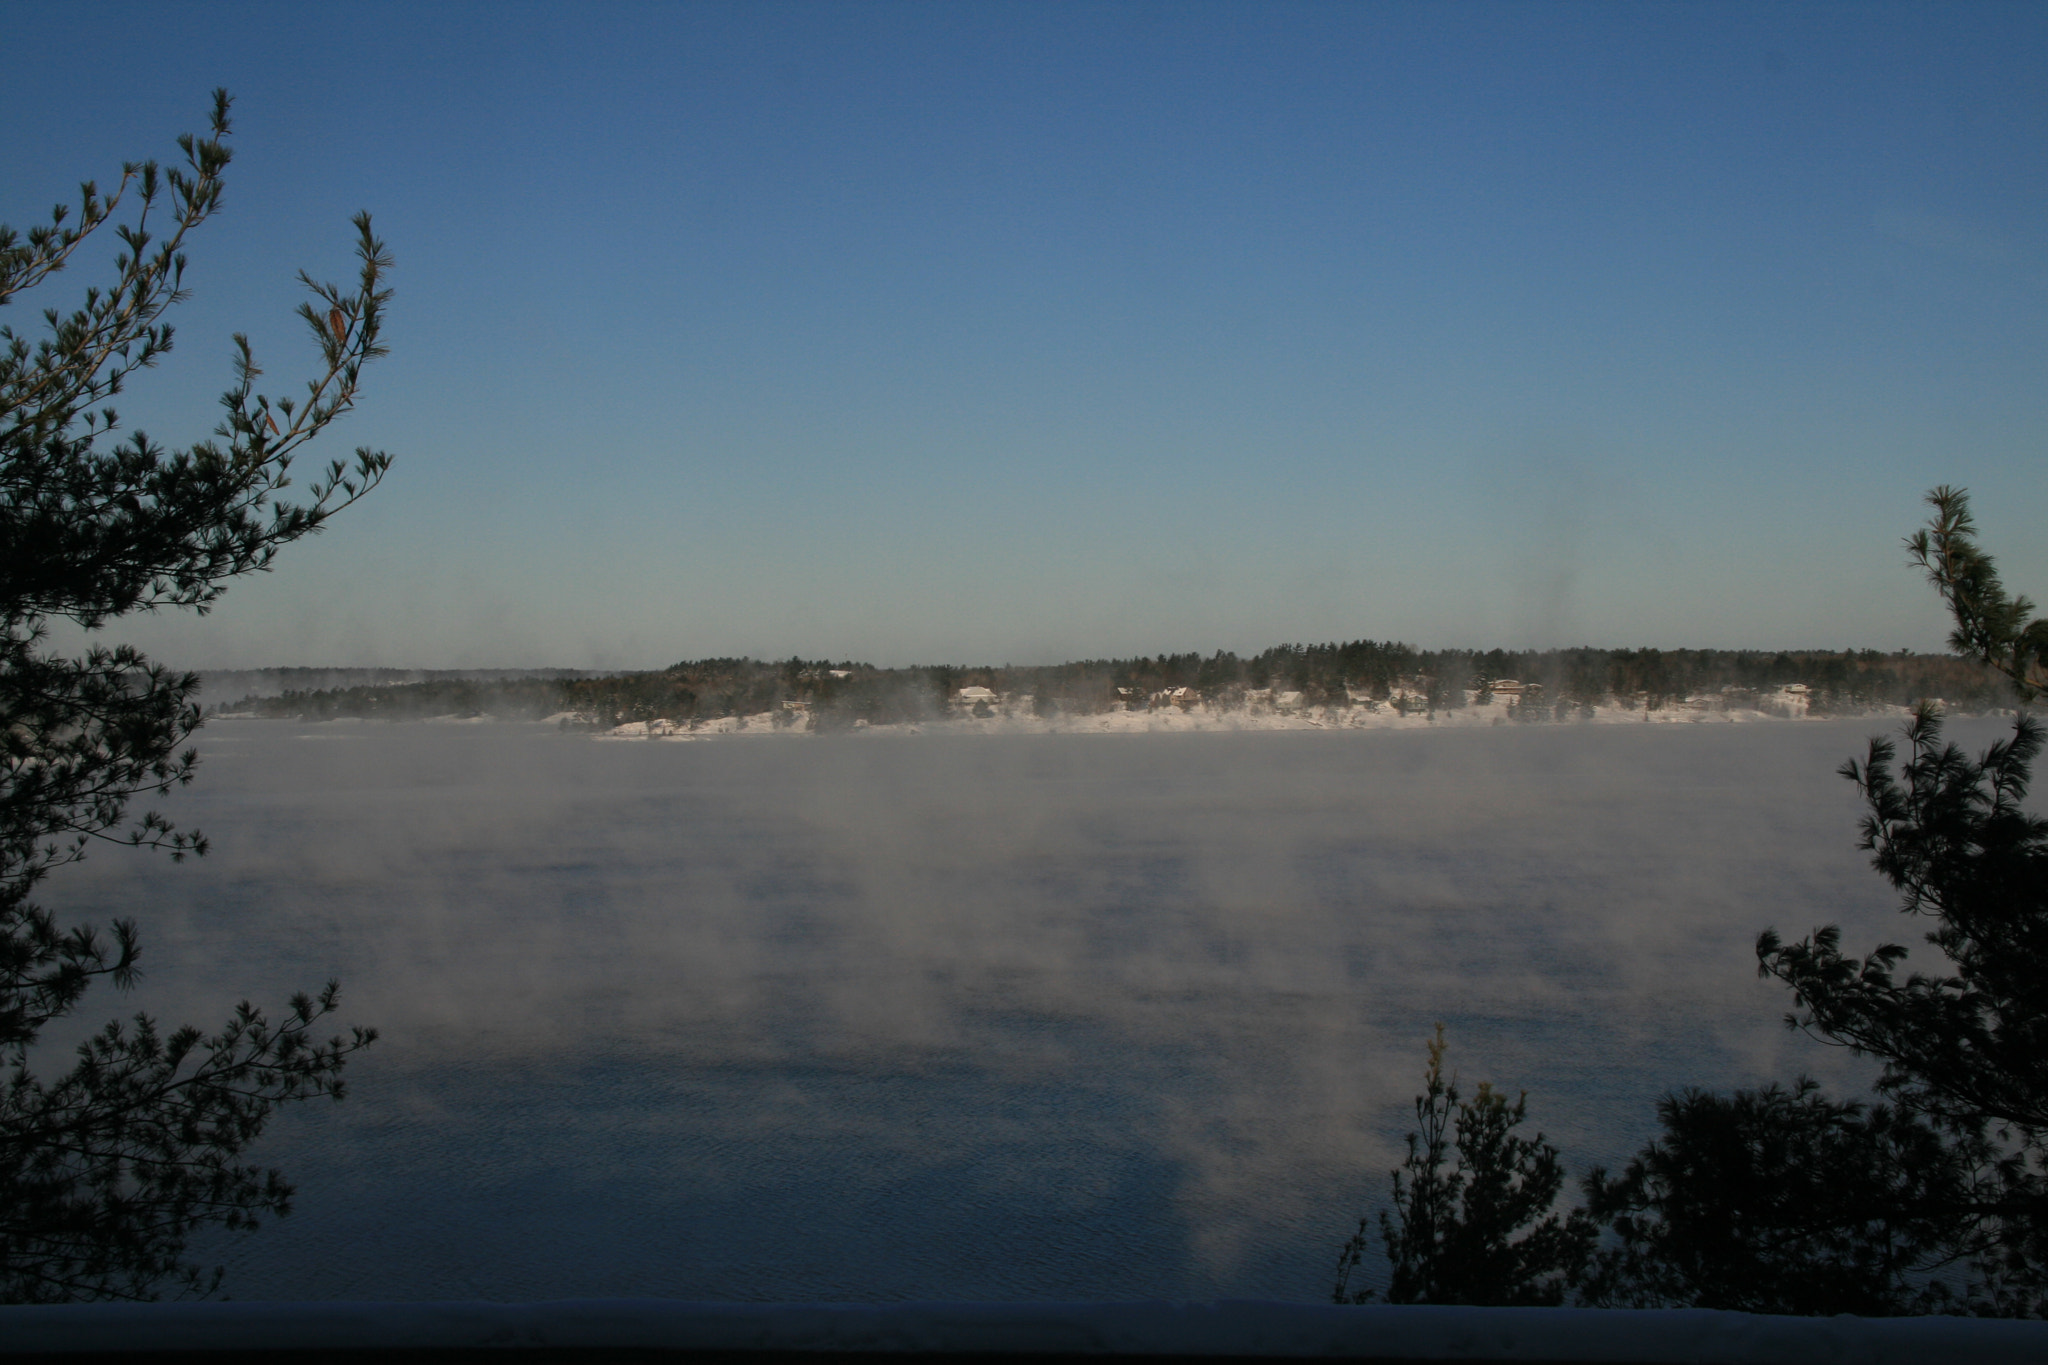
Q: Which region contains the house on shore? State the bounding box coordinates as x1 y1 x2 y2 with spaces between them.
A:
952 685 1001 715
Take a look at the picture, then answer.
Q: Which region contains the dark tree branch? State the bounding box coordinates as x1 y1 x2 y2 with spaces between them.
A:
1 92 388 1302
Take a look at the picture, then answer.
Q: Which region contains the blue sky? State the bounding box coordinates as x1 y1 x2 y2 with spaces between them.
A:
10 2 2045 668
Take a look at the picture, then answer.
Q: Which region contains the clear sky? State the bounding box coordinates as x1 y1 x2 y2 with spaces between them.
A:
9 1 2045 669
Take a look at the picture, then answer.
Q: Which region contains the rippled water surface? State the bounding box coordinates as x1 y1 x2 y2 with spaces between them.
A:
41 715 2008 1302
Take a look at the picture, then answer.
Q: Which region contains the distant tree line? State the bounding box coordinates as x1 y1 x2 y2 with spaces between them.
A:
225 643 2019 728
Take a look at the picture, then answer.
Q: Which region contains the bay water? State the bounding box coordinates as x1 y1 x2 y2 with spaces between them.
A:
38 715 2001 1302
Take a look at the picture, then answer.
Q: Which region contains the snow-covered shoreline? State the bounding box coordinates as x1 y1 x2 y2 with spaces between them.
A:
589 696 1961 742
211 692 2013 741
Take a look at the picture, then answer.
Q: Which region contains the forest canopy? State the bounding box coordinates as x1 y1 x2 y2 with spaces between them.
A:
220 642 2018 730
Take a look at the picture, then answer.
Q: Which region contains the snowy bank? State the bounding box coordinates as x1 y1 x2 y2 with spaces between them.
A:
3 1299 2044 1361
589 695 1951 742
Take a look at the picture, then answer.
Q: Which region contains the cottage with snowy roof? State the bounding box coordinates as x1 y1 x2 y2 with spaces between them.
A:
952 686 1001 715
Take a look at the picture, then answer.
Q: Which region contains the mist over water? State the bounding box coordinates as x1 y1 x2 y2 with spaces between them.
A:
37 716 2008 1302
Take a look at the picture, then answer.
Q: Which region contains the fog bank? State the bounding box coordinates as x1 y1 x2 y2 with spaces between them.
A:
37 717 2003 1301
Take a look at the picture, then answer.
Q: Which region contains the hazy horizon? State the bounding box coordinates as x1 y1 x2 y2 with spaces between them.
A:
177 641 1998 686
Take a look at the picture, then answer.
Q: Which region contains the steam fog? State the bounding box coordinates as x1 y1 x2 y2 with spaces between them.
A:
37 716 1999 1302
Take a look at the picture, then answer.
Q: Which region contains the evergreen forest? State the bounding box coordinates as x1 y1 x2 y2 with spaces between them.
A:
219 643 2018 730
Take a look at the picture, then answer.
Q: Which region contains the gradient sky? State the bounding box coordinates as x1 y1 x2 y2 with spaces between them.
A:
9 2 2045 669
